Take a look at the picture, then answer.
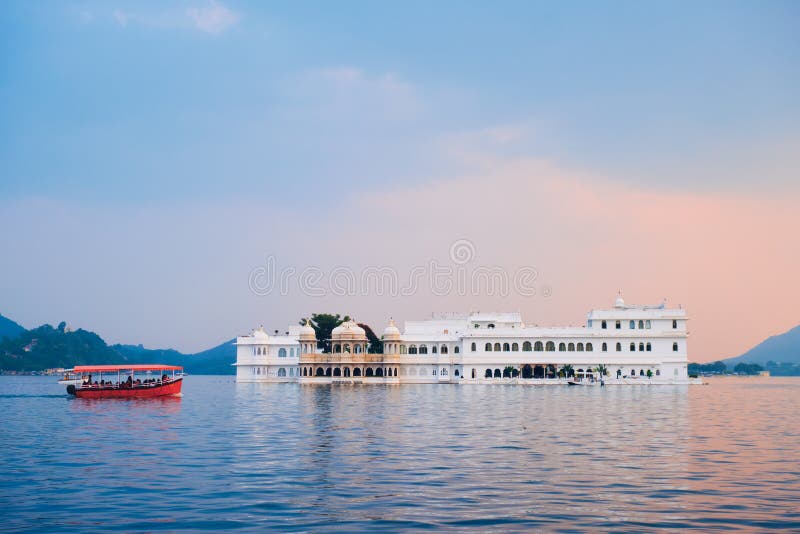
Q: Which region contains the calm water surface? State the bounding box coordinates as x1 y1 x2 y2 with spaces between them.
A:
1 376 799 532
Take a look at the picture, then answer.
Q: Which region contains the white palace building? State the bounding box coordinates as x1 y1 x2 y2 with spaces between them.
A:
234 296 697 385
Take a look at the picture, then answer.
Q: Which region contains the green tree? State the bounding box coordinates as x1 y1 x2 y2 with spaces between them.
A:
358 323 383 354
299 314 350 353
595 364 608 377
561 364 574 378
646 369 653 379
733 362 764 375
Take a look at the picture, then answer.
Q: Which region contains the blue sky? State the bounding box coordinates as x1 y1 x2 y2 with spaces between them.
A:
1 1 798 358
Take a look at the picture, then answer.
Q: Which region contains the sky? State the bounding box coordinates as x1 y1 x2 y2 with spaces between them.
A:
0 0 798 361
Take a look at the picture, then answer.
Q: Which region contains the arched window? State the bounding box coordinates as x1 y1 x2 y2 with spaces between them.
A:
485 369 492 378
485 343 492 352
353 368 362 377
586 343 593 352
656 369 661 376
441 345 448 354
631 369 636 376
409 345 418 354
646 320 651 329
673 320 678 329
639 342 645 352
535 341 544 351
494 343 501 352
646 342 651 351
302 367 308 376
333 368 341 377
616 320 621 329
601 320 607 329
577 342 584 352
316 367 324 376
278 348 287 358
419 345 428 354
545 341 555 352
630 342 636 352
616 342 622 352
432 369 437 376
365 368 374 377
567 342 575 351
558 342 566 352
471 342 476 352
602 342 607 352
488 323 495 329
431 345 437 354
629 320 635 329
376 368 383 377
344 344 351 353
441 368 448 376
640 369 645 376
354 345 361 354
523 341 532 351
278 368 286 377
334 344 341 353
511 342 519 351
454 346 460 354
454 369 459 377
326 367 332 377
494 369 501 378
673 342 678 352
638 320 644 329
503 343 510 352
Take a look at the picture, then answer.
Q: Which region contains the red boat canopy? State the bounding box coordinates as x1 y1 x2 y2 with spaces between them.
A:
72 364 183 372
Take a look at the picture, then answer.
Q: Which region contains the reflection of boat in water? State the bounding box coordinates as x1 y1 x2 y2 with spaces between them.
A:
65 365 184 399
57 369 82 386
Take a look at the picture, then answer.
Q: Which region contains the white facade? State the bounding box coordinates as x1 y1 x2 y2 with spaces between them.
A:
234 326 302 382
235 296 697 385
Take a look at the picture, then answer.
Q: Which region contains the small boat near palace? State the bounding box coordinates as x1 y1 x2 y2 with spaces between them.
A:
65 364 184 399
57 369 82 386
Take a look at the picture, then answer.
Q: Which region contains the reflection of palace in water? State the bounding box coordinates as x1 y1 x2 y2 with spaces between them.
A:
235 295 696 384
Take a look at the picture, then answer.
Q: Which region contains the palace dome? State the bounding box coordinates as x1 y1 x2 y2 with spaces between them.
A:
383 319 401 341
253 326 269 339
331 320 366 341
299 319 316 341
615 295 625 308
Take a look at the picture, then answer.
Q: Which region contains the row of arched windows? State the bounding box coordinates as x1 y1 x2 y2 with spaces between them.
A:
251 367 295 376
253 346 295 357
332 343 367 354
601 319 653 330
403 344 461 355
470 341 595 352
301 366 399 377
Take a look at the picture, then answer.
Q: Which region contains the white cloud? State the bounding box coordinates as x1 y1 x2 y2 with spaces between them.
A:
186 1 240 34
113 9 129 27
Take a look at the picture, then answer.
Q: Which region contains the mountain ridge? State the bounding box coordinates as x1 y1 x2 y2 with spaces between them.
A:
0 313 236 374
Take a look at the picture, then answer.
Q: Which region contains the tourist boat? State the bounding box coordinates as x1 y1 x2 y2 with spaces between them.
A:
65 364 184 399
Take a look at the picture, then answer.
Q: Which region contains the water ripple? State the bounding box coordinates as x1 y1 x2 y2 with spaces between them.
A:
0 376 799 532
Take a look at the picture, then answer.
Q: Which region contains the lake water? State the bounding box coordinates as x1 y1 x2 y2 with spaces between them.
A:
1 376 798 532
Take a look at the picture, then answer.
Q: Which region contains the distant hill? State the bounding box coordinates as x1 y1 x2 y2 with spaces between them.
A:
113 339 236 375
723 325 800 366
0 314 26 340
0 314 236 374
